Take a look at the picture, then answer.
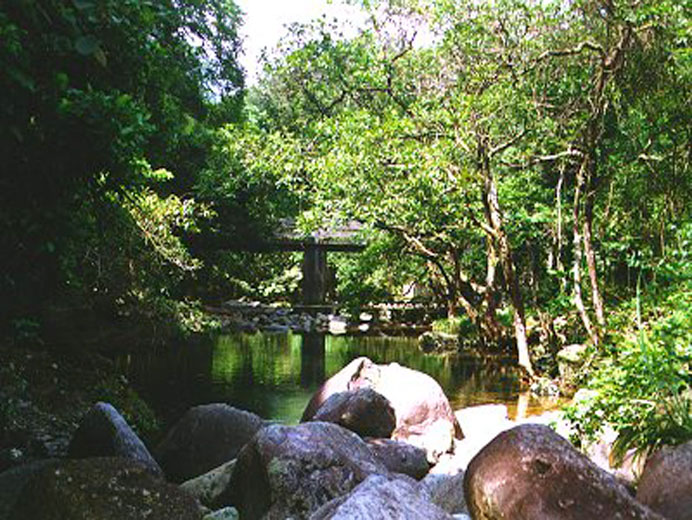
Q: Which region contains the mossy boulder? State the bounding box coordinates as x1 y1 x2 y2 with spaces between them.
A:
10 457 201 520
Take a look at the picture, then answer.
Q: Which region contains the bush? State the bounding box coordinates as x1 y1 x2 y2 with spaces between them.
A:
564 225 692 463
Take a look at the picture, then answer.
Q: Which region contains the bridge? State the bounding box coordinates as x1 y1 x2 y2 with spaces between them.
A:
271 219 365 305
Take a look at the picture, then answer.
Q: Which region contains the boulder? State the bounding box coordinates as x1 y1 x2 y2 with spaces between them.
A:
636 440 692 520
310 474 453 520
366 439 429 480
422 471 467 515
309 388 396 439
68 402 162 477
180 459 236 508
302 357 461 462
418 332 459 354
221 421 387 519
583 424 647 488
556 344 588 392
9 457 201 520
155 404 264 482
0 459 59 520
463 424 665 519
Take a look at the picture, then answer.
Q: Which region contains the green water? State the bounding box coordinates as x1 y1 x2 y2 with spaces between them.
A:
122 332 558 426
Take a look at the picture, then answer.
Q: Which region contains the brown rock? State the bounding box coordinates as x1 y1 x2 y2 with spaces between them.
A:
637 440 692 520
221 421 387 519
155 404 264 482
463 424 665 520
309 388 396 439
302 358 461 462
10 457 201 520
366 438 429 480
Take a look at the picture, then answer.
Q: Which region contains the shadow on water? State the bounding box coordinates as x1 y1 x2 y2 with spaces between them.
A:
118 332 559 427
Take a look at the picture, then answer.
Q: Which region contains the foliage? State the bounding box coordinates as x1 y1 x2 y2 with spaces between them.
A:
0 0 244 333
242 0 690 367
564 223 692 461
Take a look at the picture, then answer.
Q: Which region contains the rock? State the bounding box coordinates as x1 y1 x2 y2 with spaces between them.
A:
155 403 264 482
636 440 692 520
583 425 647 488
556 344 588 391
367 439 429 480
68 402 162 477
310 474 453 520
264 324 289 333
221 421 387 519
302 357 461 462
180 459 236 508
418 332 459 354
9 457 201 520
422 470 467 515
328 317 348 335
463 424 665 520
203 507 239 520
309 388 396 439
0 459 59 520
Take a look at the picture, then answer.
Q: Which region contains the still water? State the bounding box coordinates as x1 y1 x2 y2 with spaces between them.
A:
119 332 558 426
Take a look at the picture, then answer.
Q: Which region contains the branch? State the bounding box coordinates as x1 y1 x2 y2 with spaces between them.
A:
490 128 527 157
536 40 605 62
500 147 584 169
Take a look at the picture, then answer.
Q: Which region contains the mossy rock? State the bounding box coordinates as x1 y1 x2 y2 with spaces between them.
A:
10 457 202 520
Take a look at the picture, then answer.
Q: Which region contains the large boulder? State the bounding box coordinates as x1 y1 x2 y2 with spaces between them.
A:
221 421 388 519
636 440 692 520
463 424 665 519
366 439 429 480
9 457 201 520
181 459 236 509
155 404 264 482
310 474 453 520
309 388 396 439
422 470 467 515
0 459 60 520
68 402 162 477
302 357 461 462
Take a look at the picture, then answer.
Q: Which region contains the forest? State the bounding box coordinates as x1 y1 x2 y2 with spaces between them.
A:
0 0 690 512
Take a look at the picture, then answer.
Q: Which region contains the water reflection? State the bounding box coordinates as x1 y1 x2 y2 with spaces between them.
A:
121 332 560 427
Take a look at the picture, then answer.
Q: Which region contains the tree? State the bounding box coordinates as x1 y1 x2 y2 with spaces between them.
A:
0 0 244 329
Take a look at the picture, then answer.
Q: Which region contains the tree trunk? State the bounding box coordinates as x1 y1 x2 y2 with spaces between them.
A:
583 189 605 328
572 162 598 346
481 144 534 375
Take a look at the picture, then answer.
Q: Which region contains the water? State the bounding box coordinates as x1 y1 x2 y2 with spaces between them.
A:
119 332 559 427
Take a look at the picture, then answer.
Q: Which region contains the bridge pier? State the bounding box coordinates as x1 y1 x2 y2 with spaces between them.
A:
302 245 328 305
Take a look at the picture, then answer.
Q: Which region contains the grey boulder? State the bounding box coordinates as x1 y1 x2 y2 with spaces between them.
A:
222 421 387 519
68 402 162 477
155 403 264 482
310 474 453 520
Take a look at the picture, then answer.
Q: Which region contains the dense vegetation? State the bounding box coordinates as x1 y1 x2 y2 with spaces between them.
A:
1 0 690 459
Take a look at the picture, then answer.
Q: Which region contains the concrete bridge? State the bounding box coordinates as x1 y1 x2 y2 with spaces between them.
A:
271 220 365 305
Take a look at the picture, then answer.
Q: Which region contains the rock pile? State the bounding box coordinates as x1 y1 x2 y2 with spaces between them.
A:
1 360 689 520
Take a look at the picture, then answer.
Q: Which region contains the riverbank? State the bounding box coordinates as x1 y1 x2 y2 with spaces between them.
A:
205 299 439 336
0 340 160 473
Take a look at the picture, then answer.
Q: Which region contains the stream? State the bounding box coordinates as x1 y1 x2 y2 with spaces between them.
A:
117 332 560 427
